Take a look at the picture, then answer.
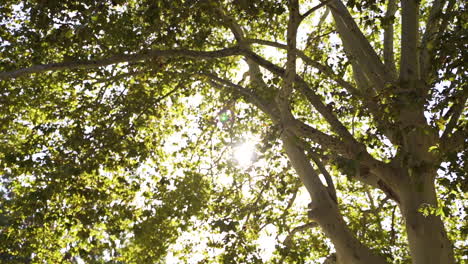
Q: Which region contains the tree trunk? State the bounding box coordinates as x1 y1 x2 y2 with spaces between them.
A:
398 171 455 264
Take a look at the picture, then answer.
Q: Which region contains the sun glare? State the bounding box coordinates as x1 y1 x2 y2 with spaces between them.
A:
233 142 255 168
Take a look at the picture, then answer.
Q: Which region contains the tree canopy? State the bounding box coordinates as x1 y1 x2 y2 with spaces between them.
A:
0 0 466 263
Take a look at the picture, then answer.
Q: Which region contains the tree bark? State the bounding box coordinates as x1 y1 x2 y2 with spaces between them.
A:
398 170 455 264
281 132 389 264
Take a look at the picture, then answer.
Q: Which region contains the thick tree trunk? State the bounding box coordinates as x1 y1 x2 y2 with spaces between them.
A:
398 171 455 264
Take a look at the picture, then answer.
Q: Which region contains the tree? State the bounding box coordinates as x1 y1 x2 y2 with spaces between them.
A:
0 0 466 263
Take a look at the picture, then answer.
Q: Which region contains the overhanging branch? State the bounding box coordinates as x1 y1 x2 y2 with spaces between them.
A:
0 47 242 80
202 72 276 118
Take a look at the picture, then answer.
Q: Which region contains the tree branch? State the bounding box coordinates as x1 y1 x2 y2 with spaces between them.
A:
440 127 466 154
300 0 330 22
327 0 391 89
364 187 385 232
245 38 359 95
320 152 401 203
281 131 389 264
440 94 467 146
435 0 456 43
283 222 318 248
420 0 445 81
204 72 363 163
421 0 456 81
91 69 155 85
295 79 362 146
241 49 404 191
310 151 338 203
289 119 358 159
276 0 301 127
400 0 420 83
214 4 276 113
202 72 276 116
214 6 245 42
202 68 370 170
383 0 398 78
207 72 398 192
0 47 242 80
241 49 358 144
240 49 399 177
245 38 398 141
281 131 332 201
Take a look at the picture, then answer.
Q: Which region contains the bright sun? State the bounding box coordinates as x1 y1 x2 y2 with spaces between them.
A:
233 142 256 168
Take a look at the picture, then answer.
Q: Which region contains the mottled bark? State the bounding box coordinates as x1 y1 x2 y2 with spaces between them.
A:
397 170 455 264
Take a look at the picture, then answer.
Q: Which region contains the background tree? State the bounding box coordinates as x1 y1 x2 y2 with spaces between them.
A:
0 0 466 263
